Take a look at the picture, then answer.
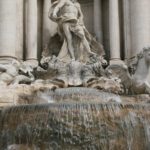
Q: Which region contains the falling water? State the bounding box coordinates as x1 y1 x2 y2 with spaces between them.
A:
0 102 150 150
35 87 121 103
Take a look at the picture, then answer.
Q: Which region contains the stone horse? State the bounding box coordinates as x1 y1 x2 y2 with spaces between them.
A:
107 48 150 94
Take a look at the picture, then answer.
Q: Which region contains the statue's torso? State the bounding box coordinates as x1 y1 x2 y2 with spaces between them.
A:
59 2 79 21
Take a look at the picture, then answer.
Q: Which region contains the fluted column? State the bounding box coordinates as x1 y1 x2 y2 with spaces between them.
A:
26 0 38 66
94 0 103 43
43 0 51 48
15 0 24 60
109 0 121 63
130 0 150 57
0 0 17 63
123 0 131 60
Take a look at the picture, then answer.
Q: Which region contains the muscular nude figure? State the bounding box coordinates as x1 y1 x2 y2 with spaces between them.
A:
49 0 95 60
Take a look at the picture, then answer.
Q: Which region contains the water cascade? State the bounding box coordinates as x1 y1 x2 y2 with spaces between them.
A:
1 102 150 150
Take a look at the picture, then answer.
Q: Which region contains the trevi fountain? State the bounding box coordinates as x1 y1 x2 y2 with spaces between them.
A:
0 0 150 150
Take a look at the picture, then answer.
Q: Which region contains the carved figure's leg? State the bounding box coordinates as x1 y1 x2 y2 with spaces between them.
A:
77 29 96 56
62 23 75 60
133 80 150 94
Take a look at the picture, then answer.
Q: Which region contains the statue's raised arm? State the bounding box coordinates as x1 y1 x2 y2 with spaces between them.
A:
49 0 67 21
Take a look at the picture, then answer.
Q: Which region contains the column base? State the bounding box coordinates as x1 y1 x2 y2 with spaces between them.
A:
109 59 125 65
0 56 17 64
25 59 38 68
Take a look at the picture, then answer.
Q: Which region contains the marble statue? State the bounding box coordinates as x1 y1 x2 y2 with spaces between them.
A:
35 0 119 93
36 1 150 95
49 0 104 62
0 60 35 85
107 48 150 94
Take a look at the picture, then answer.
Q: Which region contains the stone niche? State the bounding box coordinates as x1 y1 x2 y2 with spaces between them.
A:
80 0 94 34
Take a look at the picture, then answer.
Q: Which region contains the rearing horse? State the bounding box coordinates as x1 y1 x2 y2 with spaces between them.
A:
132 48 150 94
106 48 150 94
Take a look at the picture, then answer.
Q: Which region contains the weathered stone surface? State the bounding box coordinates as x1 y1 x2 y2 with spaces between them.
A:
0 83 149 107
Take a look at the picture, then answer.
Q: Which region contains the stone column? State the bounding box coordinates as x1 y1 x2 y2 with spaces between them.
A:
26 0 38 66
129 0 150 57
0 0 17 63
123 0 131 60
109 0 121 64
15 0 24 60
43 0 51 48
94 0 103 43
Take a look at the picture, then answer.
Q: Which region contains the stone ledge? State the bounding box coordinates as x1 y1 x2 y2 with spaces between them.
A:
0 84 149 108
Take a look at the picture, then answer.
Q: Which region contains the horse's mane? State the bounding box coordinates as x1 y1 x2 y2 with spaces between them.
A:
137 47 150 59
128 47 150 74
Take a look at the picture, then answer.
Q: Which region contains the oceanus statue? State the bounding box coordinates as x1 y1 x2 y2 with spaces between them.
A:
49 0 104 62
